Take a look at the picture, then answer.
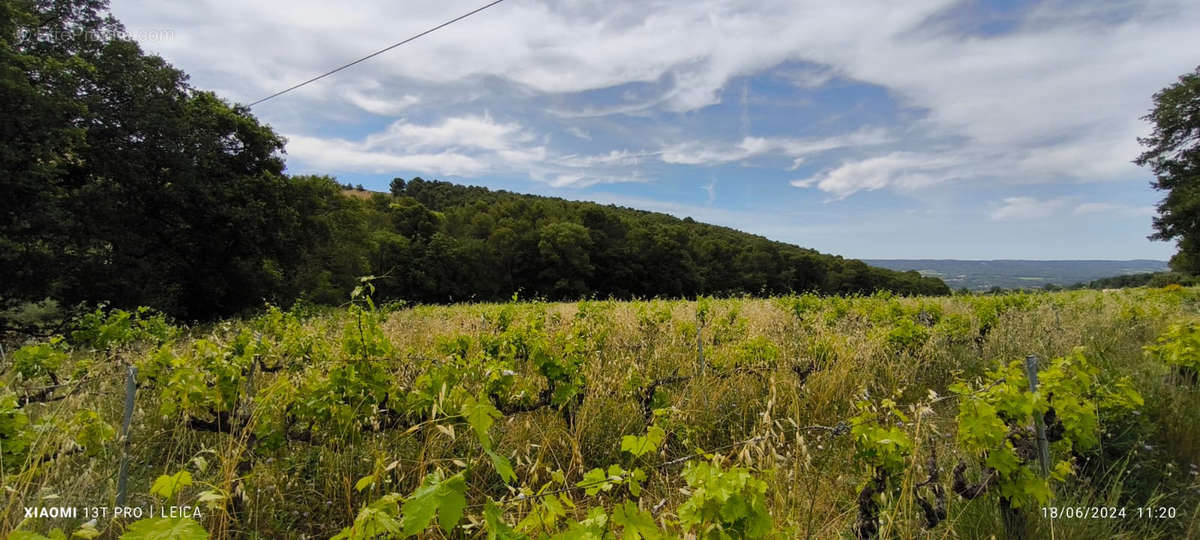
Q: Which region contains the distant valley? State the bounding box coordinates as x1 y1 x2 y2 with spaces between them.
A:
862 259 1169 291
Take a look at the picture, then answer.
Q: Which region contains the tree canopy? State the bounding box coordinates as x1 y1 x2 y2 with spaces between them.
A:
289 177 950 304
1137 65 1200 273
1 0 302 319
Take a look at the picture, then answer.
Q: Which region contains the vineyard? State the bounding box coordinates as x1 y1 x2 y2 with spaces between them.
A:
3 286 1199 539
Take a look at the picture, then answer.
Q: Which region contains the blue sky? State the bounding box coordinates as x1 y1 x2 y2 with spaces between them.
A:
108 0 1200 259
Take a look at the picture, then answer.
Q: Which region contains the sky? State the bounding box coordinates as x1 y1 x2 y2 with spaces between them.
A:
106 0 1200 260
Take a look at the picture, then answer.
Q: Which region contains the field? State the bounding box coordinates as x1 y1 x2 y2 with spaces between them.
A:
4 287 1200 539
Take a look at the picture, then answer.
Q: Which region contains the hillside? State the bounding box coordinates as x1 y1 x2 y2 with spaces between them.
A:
864 259 1168 291
288 177 951 306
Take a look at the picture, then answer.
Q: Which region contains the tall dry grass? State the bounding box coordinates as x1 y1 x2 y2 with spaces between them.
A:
3 287 1199 538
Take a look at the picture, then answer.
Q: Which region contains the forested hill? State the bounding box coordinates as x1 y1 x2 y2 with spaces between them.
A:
0 0 944 323
301 178 950 305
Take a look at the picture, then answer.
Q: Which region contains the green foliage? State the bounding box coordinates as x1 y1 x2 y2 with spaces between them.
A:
333 493 405 540
0 391 33 469
143 338 255 421
951 348 1143 507
484 500 530 540
707 305 747 346
0 0 298 319
577 464 646 497
337 471 469 539
781 293 823 321
119 518 207 540
71 306 176 350
150 470 193 501
338 470 468 537
1082 271 1198 290
933 313 973 343
713 335 778 370
1143 320 1200 373
119 470 207 539
611 500 662 540
971 293 1036 334
10 531 67 540
883 317 929 355
1136 65 1200 272
401 471 469 536
463 394 517 483
677 461 773 539
851 398 914 478
554 506 611 539
621 426 666 459
537 324 591 411
70 410 116 456
463 394 502 450
8 286 1193 538
11 338 68 381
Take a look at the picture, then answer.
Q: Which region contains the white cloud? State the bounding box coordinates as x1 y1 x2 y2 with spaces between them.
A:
362 114 529 152
989 196 1068 221
285 114 646 188
1073 202 1156 217
108 0 1200 196
100 1 964 114
345 92 420 116
287 134 489 176
792 152 965 198
661 127 891 166
551 150 650 168
1073 202 1123 215
702 178 717 205
776 64 836 89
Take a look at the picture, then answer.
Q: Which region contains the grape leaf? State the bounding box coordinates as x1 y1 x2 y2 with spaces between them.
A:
401 471 468 535
119 518 207 540
612 500 661 540
463 395 502 450
484 500 529 540
149 471 193 500
487 448 516 484
620 426 666 458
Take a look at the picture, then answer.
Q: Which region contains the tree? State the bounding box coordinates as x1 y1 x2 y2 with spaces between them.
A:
1136 65 1200 273
1 0 297 319
537 222 593 297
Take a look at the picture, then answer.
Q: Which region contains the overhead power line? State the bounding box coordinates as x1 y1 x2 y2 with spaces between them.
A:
247 0 508 107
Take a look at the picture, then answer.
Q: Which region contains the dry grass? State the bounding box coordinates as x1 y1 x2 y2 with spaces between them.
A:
4 288 1200 538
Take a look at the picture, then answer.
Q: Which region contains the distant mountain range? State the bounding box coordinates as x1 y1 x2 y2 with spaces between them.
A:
862 259 1169 291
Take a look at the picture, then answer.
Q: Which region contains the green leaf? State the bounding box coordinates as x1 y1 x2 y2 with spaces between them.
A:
355 474 375 492
612 500 661 540
12 531 66 540
985 444 1021 476
578 468 613 496
463 395 502 450
620 426 666 458
196 490 226 511
72 522 102 539
487 448 516 484
149 471 193 500
627 467 647 498
484 500 529 540
401 471 468 535
335 499 403 540
119 517 207 540
1051 460 1074 482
